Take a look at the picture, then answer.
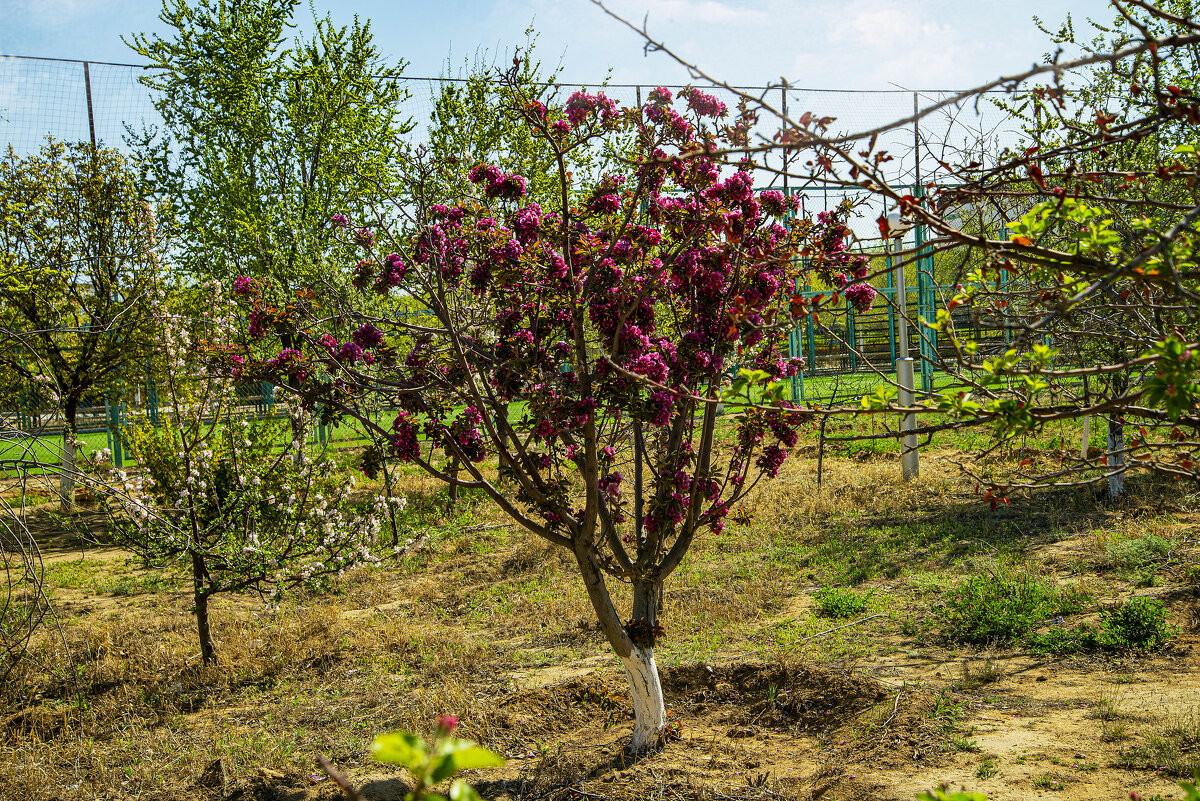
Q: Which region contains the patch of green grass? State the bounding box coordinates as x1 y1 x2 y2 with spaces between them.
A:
1027 596 1176 654
1105 532 1177 572
43 558 181 596
975 755 1000 779
1033 772 1068 790
931 569 1092 645
44 559 106 589
812 585 873 619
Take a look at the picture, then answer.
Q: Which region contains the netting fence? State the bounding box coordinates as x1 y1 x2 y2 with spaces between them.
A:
1 54 1027 461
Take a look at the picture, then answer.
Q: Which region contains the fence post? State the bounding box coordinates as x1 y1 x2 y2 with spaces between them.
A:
846 307 857 372
913 184 937 395
886 264 897 372
83 61 98 151
111 400 124 468
105 399 114 458
897 358 919 481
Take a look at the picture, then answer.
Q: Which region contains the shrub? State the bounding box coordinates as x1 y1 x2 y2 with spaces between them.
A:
1026 625 1101 654
1104 532 1176 572
933 571 1052 644
1026 596 1175 653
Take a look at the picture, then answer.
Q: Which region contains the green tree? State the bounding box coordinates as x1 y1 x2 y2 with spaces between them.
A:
126 0 411 288
425 32 619 209
0 140 158 510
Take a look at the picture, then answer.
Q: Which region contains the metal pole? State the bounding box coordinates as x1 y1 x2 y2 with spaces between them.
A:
886 261 897 370
897 358 918 480
892 237 909 360
83 61 98 151
113 401 124 468
781 84 789 193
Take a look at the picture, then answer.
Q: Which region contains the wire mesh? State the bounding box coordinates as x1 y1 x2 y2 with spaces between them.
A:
1 54 1030 448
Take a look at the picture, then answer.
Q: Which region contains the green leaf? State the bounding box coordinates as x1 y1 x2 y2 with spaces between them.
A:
428 739 506 783
371 731 429 769
916 790 988 801
449 779 485 801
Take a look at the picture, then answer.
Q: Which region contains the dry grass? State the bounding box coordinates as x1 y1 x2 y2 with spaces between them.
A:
1 434 1197 800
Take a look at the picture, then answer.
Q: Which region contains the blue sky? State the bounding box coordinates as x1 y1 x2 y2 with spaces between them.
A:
5 0 1111 89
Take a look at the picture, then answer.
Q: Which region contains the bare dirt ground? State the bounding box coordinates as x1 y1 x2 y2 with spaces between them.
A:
4 451 1199 801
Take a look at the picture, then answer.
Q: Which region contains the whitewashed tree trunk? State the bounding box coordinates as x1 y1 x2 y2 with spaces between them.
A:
620 644 667 752
1108 417 1125 502
59 431 76 512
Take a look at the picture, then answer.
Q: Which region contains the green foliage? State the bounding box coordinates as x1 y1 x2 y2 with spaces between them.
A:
1143 338 1200 422
812 585 872 619
1099 596 1177 650
426 31 616 209
371 723 504 801
1026 624 1101 654
931 570 1090 645
116 413 378 596
126 0 410 286
1105 532 1177 572
1027 596 1175 653
0 139 158 420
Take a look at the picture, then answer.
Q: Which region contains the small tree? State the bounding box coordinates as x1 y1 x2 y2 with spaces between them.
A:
0 140 158 510
101 274 383 664
221 80 856 749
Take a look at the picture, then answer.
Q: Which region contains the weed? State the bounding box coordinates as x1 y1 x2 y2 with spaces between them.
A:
1033 772 1068 790
975 756 999 779
950 733 982 752
957 658 1004 690
1027 597 1175 653
932 570 1087 645
1104 532 1176 572
813 585 873 619
1118 709 1200 777
1099 596 1177 649
929 691 967 731
571 685 631 729
1096 693 1129 722
1027 624 1100 654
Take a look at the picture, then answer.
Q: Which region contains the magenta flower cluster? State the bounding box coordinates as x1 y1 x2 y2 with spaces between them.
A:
468 164 528 200
563 90 619 127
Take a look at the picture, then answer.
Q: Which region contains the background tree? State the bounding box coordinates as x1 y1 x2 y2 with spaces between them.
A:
100 269 383 664
596 0 1200 502
425 31 619 209
126 0 411 289
0 139 158 510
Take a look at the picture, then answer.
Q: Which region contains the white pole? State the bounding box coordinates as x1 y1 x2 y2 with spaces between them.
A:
894 244 909 360
897 357 919 481
1080 415 1091 460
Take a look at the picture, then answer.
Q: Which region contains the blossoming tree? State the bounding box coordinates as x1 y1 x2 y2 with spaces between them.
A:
95 209 383 664
223 80 864 749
